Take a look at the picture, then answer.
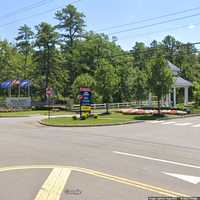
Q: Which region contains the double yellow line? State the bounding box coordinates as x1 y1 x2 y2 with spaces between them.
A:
74 167 189 197
0 165 189 199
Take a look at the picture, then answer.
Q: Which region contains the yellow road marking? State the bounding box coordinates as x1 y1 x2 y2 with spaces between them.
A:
74 167 189 197
34 168 71 200
0 165 189 197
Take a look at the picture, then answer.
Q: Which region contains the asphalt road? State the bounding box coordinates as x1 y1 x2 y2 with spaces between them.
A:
0 116 200 200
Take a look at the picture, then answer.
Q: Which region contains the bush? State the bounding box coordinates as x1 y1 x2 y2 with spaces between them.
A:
93 114 98 119
72 116 77 120
80 112 89 120
193 82 200 107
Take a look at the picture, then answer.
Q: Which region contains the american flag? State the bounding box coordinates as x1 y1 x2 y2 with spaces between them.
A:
12 80 20 86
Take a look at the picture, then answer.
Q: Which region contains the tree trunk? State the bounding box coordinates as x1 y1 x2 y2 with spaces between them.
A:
106 103 109 114
44 46 50 101
24 50 28 79
157 96 161 116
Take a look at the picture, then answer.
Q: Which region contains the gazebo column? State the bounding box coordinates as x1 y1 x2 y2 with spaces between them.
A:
184 87 189 105
148 93 152 106
173 87 176 107
167 92 171 107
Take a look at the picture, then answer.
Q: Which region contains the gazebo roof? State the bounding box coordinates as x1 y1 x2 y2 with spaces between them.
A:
167 60 181 75
166 61 192 88
175 76 192 88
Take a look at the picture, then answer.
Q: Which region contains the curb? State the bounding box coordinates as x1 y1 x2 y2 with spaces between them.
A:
39 113 200 128
39 120 144 128
179 113 200 118
162 113 200 121
0 115 32 118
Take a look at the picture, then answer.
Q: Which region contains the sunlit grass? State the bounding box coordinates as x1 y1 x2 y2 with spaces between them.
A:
42 112 170 126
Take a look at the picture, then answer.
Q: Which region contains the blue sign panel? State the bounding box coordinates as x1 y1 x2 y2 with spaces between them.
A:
80 88 92 106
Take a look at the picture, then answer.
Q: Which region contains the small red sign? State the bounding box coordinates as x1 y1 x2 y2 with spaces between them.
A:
80 88 91 92
46 87 53 97
79 95 84 100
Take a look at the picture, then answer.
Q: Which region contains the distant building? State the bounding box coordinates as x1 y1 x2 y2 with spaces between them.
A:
167 61 192 107
148 61 192 107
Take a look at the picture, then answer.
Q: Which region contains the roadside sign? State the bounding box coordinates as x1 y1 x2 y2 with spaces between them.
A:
80 88 91 106
80 88 92 114
46 87 53 97
81 106 92 112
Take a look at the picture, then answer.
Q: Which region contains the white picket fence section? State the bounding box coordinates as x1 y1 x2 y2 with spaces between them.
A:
72 101 158 111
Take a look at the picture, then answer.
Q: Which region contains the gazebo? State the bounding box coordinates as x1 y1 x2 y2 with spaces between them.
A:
167 61 192 107
148 61 192 107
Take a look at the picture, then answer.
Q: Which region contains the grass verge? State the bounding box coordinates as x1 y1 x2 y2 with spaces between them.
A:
41 112 172 127
0 110 74 117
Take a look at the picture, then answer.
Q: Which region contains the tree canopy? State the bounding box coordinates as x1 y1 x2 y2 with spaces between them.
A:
0 4 199 105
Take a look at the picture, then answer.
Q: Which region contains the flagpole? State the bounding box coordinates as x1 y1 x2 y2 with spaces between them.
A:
9 86 11 97
28 84 30 97
18 85 21 97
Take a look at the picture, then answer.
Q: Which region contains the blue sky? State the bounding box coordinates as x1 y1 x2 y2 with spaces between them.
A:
1 0 200 50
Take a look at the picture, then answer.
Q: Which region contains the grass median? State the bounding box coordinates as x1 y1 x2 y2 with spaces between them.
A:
41 112 171 127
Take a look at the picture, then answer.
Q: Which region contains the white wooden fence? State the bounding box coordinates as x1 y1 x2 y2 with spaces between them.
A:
72 101 158 111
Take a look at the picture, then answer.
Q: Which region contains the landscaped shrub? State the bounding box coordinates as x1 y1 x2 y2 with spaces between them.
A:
72 116 77 120
93 114 98 119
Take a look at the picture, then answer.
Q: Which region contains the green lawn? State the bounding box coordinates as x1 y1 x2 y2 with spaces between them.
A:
189 106 200 114
0 110 74 117
42 112 171 126
133 114 171 120
177 103 200 114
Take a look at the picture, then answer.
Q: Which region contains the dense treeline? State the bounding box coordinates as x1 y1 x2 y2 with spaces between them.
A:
0 4 200 104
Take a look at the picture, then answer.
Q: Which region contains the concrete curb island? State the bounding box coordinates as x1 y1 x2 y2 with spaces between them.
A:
163 113 200 120
39 113 200 128
39 120 144 128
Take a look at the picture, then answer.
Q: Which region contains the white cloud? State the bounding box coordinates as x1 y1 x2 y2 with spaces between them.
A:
188 24 196 29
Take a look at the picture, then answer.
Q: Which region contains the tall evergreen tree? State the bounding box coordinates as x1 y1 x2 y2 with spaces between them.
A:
34 22 60 100
55 4 86 91
55 4 85 48
16 24 34 79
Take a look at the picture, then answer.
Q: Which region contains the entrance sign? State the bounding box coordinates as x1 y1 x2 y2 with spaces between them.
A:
80 88 92 114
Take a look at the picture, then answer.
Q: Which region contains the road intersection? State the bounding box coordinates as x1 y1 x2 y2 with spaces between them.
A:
0 116 200 199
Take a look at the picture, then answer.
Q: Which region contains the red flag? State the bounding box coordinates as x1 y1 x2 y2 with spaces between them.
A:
12 80 20 86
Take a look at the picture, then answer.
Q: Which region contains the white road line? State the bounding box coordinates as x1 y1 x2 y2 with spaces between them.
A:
174 123 193 126
192 124 200 128
35 168 71 200
113 151 200 169
163 172 200 184
162 122 176 125
149 121 165 124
